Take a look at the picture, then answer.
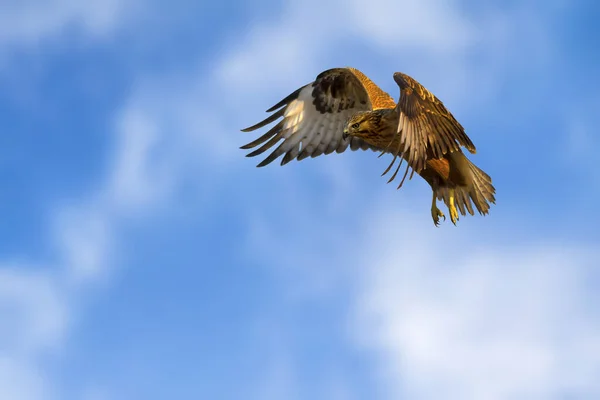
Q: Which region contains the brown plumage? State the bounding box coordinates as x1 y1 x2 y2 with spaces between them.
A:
240 67 495 226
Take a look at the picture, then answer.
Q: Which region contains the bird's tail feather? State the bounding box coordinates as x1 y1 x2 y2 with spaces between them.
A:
438 157 496 217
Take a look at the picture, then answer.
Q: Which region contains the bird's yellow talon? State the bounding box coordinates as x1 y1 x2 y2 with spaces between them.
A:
449 206 459 225
431 192 445 226
432 207 445 227
449 188 459 225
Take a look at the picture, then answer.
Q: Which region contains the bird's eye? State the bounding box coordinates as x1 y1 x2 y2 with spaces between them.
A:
351 123 360 129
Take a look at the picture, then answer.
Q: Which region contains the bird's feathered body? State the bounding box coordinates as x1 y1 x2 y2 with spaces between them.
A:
241 67 495 225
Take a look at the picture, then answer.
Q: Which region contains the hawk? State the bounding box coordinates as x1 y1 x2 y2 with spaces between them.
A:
240 67 495 226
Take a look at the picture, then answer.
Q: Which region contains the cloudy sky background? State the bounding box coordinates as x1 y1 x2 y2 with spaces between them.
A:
1 0 599 399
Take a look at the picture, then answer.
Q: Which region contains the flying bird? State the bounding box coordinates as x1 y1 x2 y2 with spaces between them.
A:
240 67 495 226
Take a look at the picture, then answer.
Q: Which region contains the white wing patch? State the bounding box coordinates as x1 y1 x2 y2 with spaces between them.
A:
241 84 374 167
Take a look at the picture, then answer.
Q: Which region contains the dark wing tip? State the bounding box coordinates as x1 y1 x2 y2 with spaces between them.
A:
240 108 286 133
241 122 264 132
256 152 280 167
393 72 410 88
265 86 303 112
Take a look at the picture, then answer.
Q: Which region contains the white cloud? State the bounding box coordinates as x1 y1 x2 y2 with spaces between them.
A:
215 0 473 97
108 106 167 211
351 209 600 399
54 202 113 283
209 0 571 165
0 268 67 356
0 0 133 46
0 98 164 400
0 359 50 400
243 187 600 399
346 0 474 53
216 24 317 95
0 4 165 396
0 267 66 400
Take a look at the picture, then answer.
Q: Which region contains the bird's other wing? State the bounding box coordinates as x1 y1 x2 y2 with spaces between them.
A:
241 68 379 167
392 72 477 174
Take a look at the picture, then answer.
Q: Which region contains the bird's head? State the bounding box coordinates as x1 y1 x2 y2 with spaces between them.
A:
342 111 382 140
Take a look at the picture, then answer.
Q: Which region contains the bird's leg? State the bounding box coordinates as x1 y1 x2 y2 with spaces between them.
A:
431 190 445 227
448 188 459 225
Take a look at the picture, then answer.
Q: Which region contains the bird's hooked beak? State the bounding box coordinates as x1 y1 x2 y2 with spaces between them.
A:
342 128 349 141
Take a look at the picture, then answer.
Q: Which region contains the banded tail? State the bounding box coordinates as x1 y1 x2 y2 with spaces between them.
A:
439 156 496 217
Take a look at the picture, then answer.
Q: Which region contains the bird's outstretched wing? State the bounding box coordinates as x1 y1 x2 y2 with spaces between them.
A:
241 68 379 167
392 72 476 174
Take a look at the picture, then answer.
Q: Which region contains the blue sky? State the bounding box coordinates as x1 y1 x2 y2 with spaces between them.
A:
1 0 599 399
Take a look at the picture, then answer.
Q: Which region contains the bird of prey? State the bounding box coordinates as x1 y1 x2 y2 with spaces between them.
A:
240 67 495 226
